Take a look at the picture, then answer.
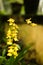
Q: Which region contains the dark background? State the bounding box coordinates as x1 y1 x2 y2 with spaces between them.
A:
0 0 43 25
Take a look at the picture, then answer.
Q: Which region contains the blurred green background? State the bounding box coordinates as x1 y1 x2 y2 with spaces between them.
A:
0 0 43 15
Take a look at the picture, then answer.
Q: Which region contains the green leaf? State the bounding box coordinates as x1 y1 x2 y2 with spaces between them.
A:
2 45 7 56
0 56 6 65
21 60 26 65
5 56 15 65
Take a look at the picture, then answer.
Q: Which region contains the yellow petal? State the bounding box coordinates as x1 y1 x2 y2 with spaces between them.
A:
12 23 16 27
7 39 13 42
13 43 18 46
8 46 14 49
31 23 37 27
9 23 13 25
11 34 17 38
14 47 18 51
11 27 15 30
7 29 11 34
14 54 18 58
8 49 14 53
13 43 20 49
6 35 11 38
26 18 32 24
13 51 18 56
14 37 19 41
14 30 18 33
8 18 15 23
7 41 12 45
7 53 12 56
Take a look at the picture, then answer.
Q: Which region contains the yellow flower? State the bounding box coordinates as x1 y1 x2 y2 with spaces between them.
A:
12 23 16 27
11 30 18 34
8 44 19 51
26 18 32 24
8 46 14 49
11 33 17 38
7 53 12 56
14 37 19 41
14 47 19 51
13 51 18 58
8 49 14 53
13 43 20 49
8 18 15 23
6 35 11 38
7 29 11 37
7 38 13 42
7 43 20 58
7 41 12 45
11 26 15 30
14 54 18 58
7 18 20 58
31 23 37 27
13 51 18 55
14 30 18 33
8 43 20 50
7 38 13 45
12 24 19 29
9 22 13 25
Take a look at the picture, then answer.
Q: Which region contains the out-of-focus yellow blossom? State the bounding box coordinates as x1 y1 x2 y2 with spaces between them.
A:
11 30 18 34
7 39 13 42
6 29 11 38
8 18 15 23
14 47 19 51
6 18 20 58
26 18 32 24
26 18 37 27
11 26 15 30
8 43 20 50
6 35 11 38
7 29 11 34
14 30 18 33
9 22 13 25
7 43 20 58
13 52 18 58
7 38 13 45
11 30 18 35
31 23 37 27
7 53 12 56
8 18 15 25
11 33 17 38
12 24 19 29
8 49 14 53
14 36 19 41
8 46 14 49
13 43 20 49
7 41 12 45
12 23 16 26
13 51 18 56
